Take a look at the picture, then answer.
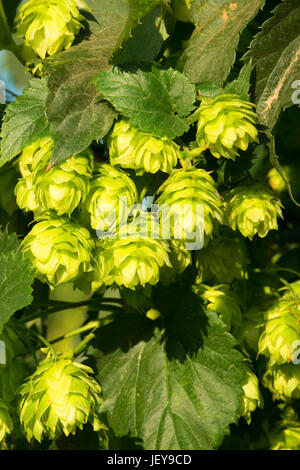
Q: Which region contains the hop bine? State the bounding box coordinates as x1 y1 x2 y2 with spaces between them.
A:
224 183 283 239
196 94 258 160
108 120 181 174
16 0 84 59
19 356 104 442
22 216 95 287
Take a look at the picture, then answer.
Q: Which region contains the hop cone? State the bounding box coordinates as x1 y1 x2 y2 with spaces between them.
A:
22 216 95 287
122 285 153 313
15 138 94 216
196 94 258 160
0 400 13 443
270 422 300 450
282 280 300 300
258 297 300 364
19 356 103 442
91 221 171 290
241 369 263 424
195 284 242 330
263 362 300 401
16 0 84 59
84 163 138 232
224 183 283 239
195 232 247 283
236 307 265 354
156 168 223 243
160 240 192 285
108 120 181 174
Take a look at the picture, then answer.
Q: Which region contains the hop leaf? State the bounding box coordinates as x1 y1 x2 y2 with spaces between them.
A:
263 362 300 401
84 163 138 232
195 232 247 283
196 94 258 160
15 138 94 216
19 356 103 442
224 183 283 239
241 369 263 425
16 0 84 59
258 297 300 364
108 120 182 175
156 168 223 244
194 283 242 330
172 0 192 22
0 400 13 443
22 216 95 287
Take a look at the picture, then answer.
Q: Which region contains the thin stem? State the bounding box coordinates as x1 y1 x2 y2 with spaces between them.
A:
23 300 123 323
48 320 100 346
0 1 26 66
18 324 57 358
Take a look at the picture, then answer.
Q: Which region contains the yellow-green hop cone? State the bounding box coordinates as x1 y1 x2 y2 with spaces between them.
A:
224 183 283 239
258 297 300 364
16 138 94 216
195 233 247 283
270 423 300 450
92 222 172 290
156 168 223 244
84 163 138 232
108 120 181 174
18 356 103 442
0 400 13 443
172 0 192 22
263 362 300 401
22 216 95 287
122 285 153 313
196 94 258 160
241 369 263 424
282 280 300 300
194 284 242 330
160 240 192 285
16 0 84 59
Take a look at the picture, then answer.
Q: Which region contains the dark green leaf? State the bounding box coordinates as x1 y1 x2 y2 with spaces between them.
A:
0 79 49 167
92 67 196 139
0 231 34 334
178 0 265 86
224 61 252 101
245 0 300 130
95 288 247 450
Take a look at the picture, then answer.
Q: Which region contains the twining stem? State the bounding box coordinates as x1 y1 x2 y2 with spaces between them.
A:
23 299 123 323
48 320 100 346
0 0 26 66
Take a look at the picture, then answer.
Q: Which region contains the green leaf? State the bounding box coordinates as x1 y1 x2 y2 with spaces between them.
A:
0 79 49 167
245 0 300 130
112 6 168 65
92 67 196 139
223 61 252 101
196 82 224 100
177 0 265 86
95 287 247 450
0 231 34 334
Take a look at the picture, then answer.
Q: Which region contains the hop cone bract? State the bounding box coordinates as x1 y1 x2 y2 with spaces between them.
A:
263 362 300 401
19 356 103 442
241 369 263 424
16 0 84 59
196 94 258 160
